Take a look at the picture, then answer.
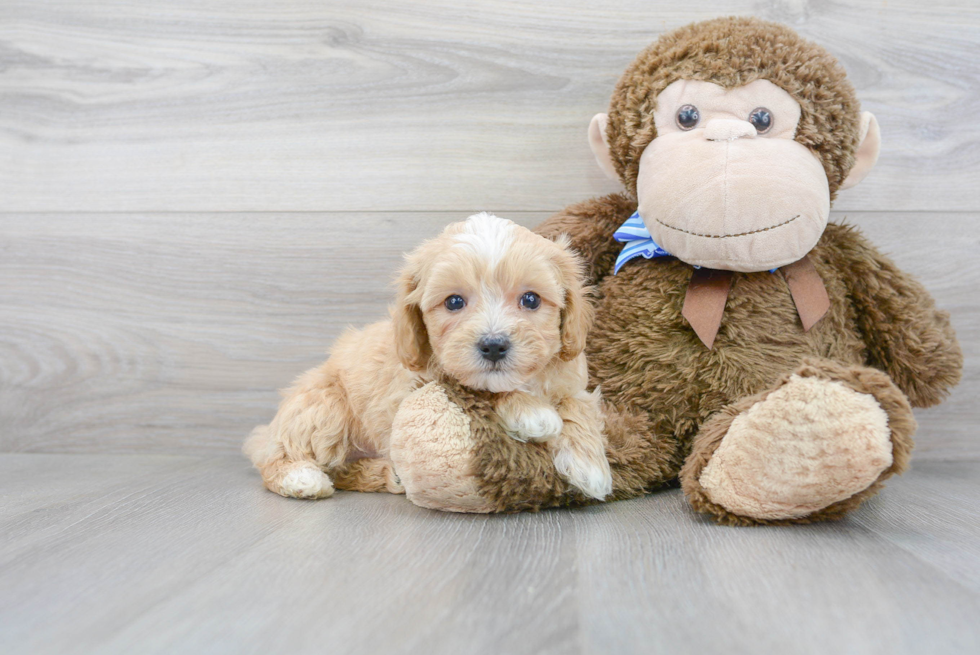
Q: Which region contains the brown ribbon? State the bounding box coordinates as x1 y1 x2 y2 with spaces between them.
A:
682 268 733 349
681 254 830 349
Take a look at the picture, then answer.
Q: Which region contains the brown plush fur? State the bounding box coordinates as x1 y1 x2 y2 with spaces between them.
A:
679 358 917 526
606 16 862 200
432 377 681 512
533 194 959 522
428 192 960 521
390 18 962 524
435 352 921 517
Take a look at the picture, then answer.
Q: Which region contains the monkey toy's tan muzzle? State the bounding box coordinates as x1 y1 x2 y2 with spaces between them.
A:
635 119 831 273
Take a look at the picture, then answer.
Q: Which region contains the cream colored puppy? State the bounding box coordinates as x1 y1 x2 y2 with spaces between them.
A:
245 213 613 501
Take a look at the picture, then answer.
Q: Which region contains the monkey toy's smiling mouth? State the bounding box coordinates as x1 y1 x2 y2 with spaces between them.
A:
642 198 827 273
652 214 800 240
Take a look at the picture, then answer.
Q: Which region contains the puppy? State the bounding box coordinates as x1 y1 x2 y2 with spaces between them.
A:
244 212 613 501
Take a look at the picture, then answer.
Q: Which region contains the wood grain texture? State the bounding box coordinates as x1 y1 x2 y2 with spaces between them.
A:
0 211 539 454
1 0 978 212
1 211 976 457
1 4 977 653
0 454 978 655
571 472 980 655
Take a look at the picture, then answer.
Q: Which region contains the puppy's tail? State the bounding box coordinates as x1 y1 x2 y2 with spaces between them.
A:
243 424 277 469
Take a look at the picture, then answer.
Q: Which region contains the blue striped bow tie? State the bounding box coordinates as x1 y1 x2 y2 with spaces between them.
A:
613 211 671 274
614 211 778 275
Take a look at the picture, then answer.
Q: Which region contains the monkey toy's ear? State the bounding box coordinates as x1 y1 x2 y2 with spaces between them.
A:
839 112 881 191
588 113 621 183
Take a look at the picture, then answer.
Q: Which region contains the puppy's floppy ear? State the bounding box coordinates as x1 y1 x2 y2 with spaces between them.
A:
392 253 432 372
552 236 595 361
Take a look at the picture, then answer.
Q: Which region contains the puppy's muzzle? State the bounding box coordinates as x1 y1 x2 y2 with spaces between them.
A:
478 336 510 363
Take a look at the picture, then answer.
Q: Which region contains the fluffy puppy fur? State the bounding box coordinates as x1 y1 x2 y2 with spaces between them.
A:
244 212 613 501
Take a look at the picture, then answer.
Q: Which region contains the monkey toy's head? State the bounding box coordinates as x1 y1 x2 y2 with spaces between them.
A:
590 17 880 272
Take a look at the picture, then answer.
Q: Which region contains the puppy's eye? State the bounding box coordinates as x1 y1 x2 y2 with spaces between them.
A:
676 104 700 130
519 292 541 310
748 107 773 134
444 294 466 311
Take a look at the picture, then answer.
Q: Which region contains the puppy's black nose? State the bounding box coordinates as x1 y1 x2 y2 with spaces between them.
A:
478 336 510 363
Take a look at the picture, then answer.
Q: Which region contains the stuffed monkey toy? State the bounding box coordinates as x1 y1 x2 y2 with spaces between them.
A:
387 16 963 524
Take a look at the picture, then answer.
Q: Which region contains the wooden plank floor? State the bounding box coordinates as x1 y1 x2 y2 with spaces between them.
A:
1 454 978 655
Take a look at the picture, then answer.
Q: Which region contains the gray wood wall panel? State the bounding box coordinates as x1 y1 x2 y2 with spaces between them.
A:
1 1 978 212
1 211 975 458
0 211 541 454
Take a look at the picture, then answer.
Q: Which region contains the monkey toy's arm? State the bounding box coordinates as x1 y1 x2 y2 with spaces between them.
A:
824 224 963 408
534 193 637 286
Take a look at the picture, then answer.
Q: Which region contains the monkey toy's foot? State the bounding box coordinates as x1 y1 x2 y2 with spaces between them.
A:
680 359 917 525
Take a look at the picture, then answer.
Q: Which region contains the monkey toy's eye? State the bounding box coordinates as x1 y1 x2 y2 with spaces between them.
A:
675 104 700 130
519 292 541 310
444 294 466 311
748 107 773 134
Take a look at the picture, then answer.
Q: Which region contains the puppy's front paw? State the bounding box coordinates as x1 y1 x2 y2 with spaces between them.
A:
554 446 613 500
278 462 334 499
504 406 564 443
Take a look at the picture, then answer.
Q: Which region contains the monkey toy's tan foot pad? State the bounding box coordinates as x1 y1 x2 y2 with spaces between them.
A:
681 359 916 525
389 382 495 513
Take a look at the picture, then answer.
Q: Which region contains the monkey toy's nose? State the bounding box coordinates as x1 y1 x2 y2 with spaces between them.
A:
478 336 510 363
704 119 757 141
